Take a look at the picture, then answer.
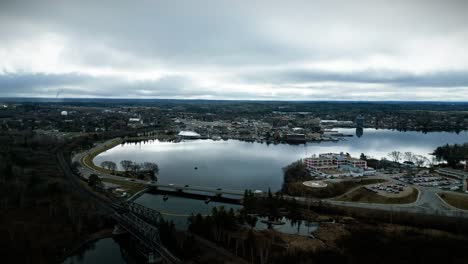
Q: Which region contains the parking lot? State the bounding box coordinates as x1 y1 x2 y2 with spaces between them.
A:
365 182 413 197
392 173 462 191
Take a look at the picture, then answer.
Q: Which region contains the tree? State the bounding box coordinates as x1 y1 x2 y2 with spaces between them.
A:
388 151 402 163
100 161 117 172
433 143 468 168
130 163 141 174
88 174 101 188
120 160 133 172
414 155 429 167
360 153 367 160
404 152 414 163
142 162 159 180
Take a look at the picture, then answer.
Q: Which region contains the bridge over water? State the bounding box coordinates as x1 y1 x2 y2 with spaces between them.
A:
58 151 181 263
146 182 250 196
111 201 181 263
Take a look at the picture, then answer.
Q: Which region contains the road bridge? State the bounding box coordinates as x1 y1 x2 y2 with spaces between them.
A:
147 182 248 196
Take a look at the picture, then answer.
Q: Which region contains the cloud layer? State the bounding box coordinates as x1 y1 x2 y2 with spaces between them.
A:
1 0 468 100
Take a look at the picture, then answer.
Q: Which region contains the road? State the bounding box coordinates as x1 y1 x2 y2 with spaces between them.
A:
75 145 468 219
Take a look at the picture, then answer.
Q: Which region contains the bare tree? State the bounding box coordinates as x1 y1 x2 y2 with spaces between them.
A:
414 155 429 167
404 152 415 163
130 163 141 174
388 151 402 163
141 162 159 180
120 160 133 172
100 161 117 172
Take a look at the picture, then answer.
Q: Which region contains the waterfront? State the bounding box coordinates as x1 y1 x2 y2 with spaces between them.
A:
63 238 126 264
94 128 468 192
68 128 468 263
136 193 318 236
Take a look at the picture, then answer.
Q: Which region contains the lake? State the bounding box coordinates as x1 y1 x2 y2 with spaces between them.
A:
66 129 468 263
94 128 468 192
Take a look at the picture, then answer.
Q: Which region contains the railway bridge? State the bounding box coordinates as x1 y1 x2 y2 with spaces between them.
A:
111 201 181 263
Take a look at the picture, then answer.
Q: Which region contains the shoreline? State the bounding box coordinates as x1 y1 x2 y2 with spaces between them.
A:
60 228 115 263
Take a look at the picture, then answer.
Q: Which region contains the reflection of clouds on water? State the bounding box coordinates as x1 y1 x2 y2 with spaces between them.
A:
94 129 468 191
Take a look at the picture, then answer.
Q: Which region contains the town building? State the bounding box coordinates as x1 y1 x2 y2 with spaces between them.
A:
356 115 365 128
304 152 374 177
178 130 201 139
285 133 306 143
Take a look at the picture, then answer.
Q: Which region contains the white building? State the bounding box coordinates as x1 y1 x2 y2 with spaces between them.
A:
304 152 374 177
178 131 201 139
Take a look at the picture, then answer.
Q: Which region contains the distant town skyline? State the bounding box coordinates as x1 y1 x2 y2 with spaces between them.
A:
1 0 468 101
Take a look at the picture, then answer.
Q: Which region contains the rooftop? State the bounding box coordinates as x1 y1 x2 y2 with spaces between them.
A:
178 131 201 137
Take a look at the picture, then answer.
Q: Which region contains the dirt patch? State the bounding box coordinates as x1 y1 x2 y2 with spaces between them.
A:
282 178 386 198
336 187 418 204
439 192 468 210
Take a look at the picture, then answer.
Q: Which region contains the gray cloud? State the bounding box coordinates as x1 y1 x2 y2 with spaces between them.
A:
241 69 468 87
1 0 468 100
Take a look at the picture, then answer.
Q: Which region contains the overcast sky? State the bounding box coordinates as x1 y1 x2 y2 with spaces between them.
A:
1 0 468 100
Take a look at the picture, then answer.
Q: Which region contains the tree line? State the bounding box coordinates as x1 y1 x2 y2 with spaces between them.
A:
433 143 468 167
100 160 159 180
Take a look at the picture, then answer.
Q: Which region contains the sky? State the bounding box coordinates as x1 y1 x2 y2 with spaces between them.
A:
1 0 468 101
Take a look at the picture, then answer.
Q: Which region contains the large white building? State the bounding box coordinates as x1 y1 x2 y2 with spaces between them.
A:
304 152 374 177
178 131 201 139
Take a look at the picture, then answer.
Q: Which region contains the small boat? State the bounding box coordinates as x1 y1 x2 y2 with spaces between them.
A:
163 195 168 201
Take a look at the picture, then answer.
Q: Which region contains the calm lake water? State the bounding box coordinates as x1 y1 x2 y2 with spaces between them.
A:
94 128 468 192
67 129 468 263
63 238 126 264
136 193 317 236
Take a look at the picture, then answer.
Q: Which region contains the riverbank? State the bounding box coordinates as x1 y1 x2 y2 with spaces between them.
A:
60 228 114 263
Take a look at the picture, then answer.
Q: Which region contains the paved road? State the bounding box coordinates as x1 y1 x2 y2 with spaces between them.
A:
288 174 468 218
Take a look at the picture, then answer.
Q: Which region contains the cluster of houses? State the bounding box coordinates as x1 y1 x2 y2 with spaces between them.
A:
304 152 375 178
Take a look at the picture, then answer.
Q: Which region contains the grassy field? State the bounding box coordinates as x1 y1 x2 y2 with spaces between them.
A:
438 192 468 210
102 178 147 197
82 138 123 174
336 187 418 204
282 178 386 199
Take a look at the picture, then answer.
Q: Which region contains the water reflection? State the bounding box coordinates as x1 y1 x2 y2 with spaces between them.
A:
63 238 126 264
356 127 363 138
95 129 468 192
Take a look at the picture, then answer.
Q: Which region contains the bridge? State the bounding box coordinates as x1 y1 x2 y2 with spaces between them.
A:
58 151 180 264
147 182 249 196
111 201 180 263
